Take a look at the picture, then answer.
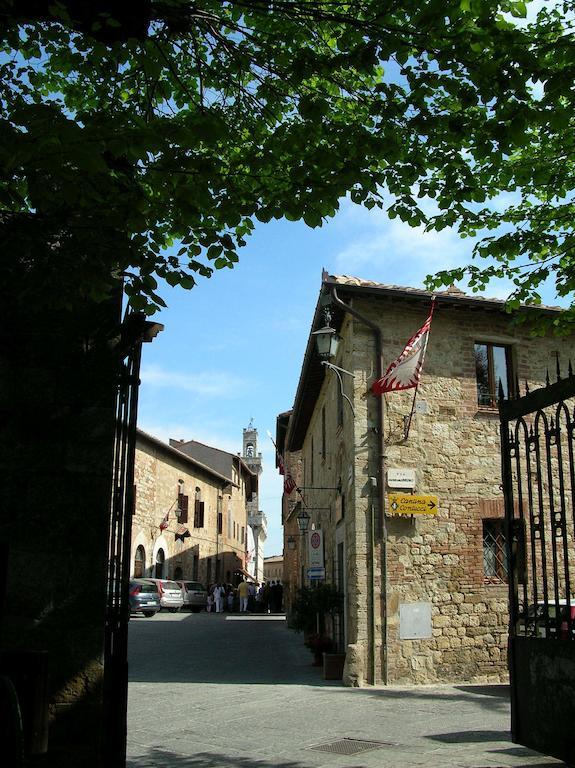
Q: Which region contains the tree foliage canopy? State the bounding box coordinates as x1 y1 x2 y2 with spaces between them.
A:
1 0 574 330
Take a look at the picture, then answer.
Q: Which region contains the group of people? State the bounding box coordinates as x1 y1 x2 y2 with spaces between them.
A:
206 579 283 614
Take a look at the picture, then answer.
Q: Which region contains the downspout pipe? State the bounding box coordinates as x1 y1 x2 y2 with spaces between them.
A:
329 286 388 685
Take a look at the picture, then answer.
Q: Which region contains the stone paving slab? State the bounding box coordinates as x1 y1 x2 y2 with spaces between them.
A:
127 612 562 768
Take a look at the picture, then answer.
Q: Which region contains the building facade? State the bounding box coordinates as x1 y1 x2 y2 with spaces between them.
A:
264 555 284 582
132 430 256 587
279 274 574 686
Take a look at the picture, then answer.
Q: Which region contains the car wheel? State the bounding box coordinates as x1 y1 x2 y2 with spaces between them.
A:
142 611 156 618
169 608 180 613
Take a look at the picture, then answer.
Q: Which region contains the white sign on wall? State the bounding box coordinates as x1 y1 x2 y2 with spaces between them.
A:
387 468 416 489
399 602 432 639
308 529 324 568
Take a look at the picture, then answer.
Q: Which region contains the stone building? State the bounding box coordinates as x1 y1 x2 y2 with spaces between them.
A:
264 555 284 582
132 430 256 586
278 273 574 686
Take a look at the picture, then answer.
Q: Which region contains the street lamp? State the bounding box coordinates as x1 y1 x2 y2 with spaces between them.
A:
296 507 310 533
311 307 340 361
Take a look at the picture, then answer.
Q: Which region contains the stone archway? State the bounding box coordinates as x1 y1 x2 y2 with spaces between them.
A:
134 545 145 578
154 548 165 579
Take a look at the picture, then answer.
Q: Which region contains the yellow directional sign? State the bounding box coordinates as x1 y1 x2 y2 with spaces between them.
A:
387 494 438 516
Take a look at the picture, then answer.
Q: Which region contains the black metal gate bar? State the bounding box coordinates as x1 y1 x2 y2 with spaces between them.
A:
500 370 575 765
102 314 162 767
554 405 573 636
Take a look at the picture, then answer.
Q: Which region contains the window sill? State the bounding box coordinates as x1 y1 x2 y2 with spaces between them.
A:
475 406 500 418
483 578 508 586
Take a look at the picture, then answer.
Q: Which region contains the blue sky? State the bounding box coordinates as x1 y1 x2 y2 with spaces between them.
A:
136 196 564 557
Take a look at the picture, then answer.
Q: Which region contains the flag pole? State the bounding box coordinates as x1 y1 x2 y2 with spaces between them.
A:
403 297 436 440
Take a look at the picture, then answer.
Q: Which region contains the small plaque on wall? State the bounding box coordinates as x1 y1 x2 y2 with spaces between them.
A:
399 602 432 639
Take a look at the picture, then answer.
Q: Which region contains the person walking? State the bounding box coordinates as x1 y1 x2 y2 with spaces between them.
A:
275 580 284 613
238 579 249 613
262 581 271 614
247 581 256 612
213 582 225 613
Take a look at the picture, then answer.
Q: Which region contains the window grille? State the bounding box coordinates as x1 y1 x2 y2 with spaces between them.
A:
483 519 508 582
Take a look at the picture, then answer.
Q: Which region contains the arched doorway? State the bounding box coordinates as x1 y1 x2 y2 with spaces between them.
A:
134 545 145 578
155 548 165 579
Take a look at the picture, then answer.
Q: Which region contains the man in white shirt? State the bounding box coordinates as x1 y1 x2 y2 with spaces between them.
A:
213 583 225 613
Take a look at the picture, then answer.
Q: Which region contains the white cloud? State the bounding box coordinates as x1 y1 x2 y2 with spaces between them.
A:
141 364 251 398
137 418 241 455
334 213 473 287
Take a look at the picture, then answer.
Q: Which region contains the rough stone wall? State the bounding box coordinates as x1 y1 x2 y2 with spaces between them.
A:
289 292 575 687
294 316 361 651
133 437 247 587
351 295 575 685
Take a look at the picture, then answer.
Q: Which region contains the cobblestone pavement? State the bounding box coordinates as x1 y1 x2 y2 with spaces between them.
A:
127 611 561 768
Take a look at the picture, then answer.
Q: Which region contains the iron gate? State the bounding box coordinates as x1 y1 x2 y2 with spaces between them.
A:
500 366 575 765
102 313 162 767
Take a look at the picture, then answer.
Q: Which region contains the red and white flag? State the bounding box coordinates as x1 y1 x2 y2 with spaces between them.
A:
276 451 285 476
159 511 169 531
284 470 297 495
371 301 435 395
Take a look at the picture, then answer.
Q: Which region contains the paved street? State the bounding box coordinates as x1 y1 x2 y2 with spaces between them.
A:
127 612 561 768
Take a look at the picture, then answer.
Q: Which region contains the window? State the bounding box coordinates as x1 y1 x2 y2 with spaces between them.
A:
337 383 344 428
177 491 189 524
321 405 326 459
241 526 245 545
194 488 204 528
483 519 508 582
310 438 314 485
475 342 513 407
217 511 223 535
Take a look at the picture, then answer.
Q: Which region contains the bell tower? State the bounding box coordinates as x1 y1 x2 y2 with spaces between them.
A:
243 419 266 582
242 418 262 478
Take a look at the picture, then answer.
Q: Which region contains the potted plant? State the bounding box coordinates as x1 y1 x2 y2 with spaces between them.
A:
304 633 334 666
291 584 343 666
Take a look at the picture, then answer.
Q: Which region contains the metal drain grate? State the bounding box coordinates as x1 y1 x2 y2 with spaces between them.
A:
307 738 389 755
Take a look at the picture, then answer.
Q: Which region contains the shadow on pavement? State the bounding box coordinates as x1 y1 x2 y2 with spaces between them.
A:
348 683 510 712
427 729 511 743
128 750 309 768
128 615 336 686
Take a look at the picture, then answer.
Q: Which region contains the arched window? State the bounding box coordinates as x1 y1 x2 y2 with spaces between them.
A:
246 443 254 457
155 548 165 579
134 545 145 578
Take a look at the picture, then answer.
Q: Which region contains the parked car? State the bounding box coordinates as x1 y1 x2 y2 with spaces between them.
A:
178 580 208 612
149 578 184 612
129 579 161 617
517 599 575 638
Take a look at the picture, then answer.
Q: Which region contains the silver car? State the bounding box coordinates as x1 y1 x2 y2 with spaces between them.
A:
149 578 184 612
178 580 208 612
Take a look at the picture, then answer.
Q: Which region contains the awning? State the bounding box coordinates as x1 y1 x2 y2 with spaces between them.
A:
234 567 258 583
